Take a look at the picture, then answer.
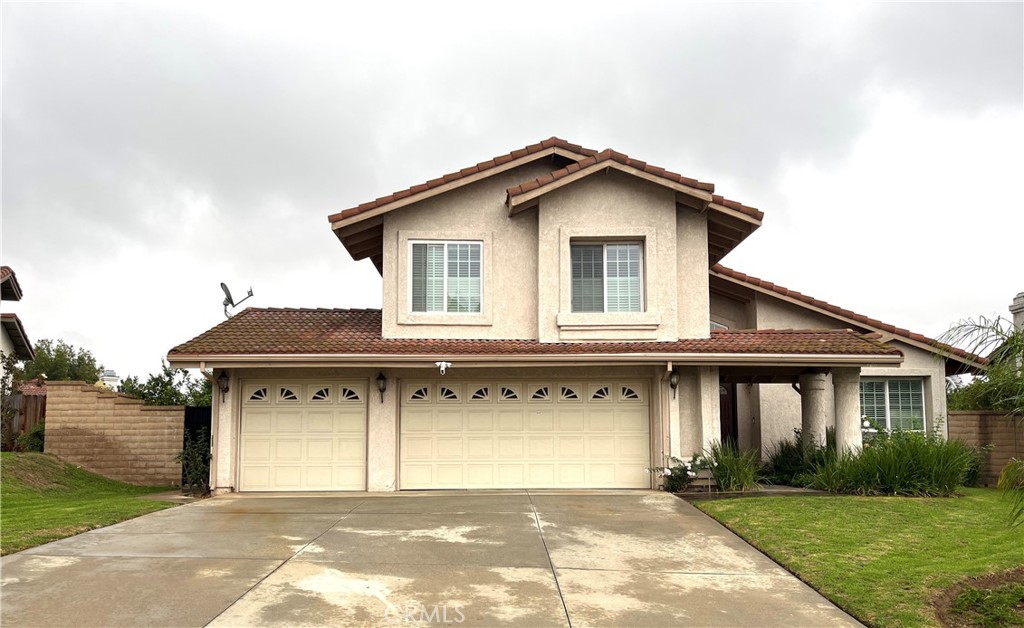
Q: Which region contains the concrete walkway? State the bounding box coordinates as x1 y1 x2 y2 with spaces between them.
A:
1 491 859 627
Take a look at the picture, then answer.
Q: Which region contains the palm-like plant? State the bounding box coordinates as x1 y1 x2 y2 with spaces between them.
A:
940 315 1023 526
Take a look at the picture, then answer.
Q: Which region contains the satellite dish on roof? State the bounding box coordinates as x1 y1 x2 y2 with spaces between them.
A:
221 282 254 318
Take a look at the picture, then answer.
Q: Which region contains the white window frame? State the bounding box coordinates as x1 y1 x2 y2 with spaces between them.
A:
569 241 645 314
408 239 484 315
860 378 927 432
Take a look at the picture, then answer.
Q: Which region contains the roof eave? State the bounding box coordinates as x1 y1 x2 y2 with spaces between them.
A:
1 314 35 360
167 351 903 369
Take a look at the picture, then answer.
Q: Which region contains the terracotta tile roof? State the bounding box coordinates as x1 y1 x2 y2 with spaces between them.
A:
711 264 985 366
168 308 900 359
1 266 23 301
20 380 46 396
327 138 597 223
505 149 763 222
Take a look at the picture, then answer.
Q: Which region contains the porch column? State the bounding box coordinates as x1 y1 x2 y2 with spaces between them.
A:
833 367 863 454
798 372 828 448
699 366 721 453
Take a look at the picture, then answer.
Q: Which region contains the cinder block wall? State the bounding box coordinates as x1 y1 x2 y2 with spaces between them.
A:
948 411 1024 487
45 382 184 486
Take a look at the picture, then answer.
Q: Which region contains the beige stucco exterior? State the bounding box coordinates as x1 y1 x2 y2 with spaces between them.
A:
711 291 951 456
0 326 14 382
382 165 710 344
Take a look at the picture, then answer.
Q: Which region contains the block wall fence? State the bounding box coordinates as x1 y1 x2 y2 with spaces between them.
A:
44 381 183 486
948 411 1023 487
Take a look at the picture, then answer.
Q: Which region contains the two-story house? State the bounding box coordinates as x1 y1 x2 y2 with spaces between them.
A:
168 138 982 493
1 266 35 381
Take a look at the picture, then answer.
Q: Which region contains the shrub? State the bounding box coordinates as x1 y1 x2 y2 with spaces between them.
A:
15 421 44 452
176 427 211 495
705 441 761 492
808 430 975 496
647 456 698 493
963 444 994 487
763 426 836 486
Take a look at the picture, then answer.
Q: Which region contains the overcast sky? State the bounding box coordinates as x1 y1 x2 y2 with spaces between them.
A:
2 2 1022 381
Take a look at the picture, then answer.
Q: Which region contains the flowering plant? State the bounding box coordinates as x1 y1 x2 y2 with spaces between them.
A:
646 455 700 493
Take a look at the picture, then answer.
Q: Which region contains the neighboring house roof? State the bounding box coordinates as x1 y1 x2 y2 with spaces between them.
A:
168 308 902 366
1 266 23 301
710 264 985 372
0 313 35 360
20 380 46 396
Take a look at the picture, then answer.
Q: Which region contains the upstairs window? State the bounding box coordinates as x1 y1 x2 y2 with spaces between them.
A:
860 379 925 432
570 242 643 313
411 241 482 313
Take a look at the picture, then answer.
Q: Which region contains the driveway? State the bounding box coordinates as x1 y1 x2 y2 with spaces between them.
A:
1 491 858 627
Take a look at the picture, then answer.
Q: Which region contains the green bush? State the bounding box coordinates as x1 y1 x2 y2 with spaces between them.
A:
809 430 976 496
175 427 210 495
763 427 836 486
963 444 994 487
647 456 698 492
706 441 761 492
16 421 44 452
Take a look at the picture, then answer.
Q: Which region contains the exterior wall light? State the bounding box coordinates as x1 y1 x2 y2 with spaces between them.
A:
376 372 388 403
669 370 680 399
217 372 230 402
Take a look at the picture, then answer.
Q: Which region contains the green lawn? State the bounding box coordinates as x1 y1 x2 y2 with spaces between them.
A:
695 488 1024 627
1 452 176 555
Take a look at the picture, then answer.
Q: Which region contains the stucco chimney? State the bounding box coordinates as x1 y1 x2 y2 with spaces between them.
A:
1011 292 1024 330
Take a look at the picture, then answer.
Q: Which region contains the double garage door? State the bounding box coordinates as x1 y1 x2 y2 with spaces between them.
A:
238 378 651 491
400 380 651 489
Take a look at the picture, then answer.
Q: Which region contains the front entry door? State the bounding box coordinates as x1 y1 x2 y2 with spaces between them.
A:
719 382 738 447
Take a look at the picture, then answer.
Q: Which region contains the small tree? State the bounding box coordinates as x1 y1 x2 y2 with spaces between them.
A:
120 361 212 407
176 427 211 495
18 339 102 384
940 315 1024 525
1 351 23 450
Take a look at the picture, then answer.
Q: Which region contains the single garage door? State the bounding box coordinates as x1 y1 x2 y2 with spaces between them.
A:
239 380 366 491
400 380 650 489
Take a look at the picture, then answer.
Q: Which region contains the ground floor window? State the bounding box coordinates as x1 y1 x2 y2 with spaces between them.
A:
859 379 925 431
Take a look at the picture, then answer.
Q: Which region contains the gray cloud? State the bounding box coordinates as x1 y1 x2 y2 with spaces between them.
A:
2 2 1021 377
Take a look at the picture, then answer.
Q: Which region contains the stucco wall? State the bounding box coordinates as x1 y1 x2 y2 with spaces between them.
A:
710 292 752 330
538 171 686 341
381 161 551 340
752 293 949 455
0 326 14 382
45 382 184 486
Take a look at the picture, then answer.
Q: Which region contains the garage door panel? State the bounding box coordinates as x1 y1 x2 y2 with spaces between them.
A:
527 410 554 431
498 436 524 458
436 411 464 431
306 412 334 433
436 437 463 458
466 437 493 458
275 440 302 461
497 409 524 431
240 379 367 491
400 380 650 489
242 439 271 461
274 412 302 433
306 439 333 460
243 412 272 434
402 436 434 460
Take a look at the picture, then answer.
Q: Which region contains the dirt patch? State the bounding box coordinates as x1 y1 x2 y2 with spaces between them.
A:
933 567 1024 627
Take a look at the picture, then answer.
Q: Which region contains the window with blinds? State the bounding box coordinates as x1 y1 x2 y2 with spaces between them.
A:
570 242 643 313
411 241 482 313
859 379 925 431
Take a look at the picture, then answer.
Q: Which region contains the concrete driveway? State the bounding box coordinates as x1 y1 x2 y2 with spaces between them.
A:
1 491 858 627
